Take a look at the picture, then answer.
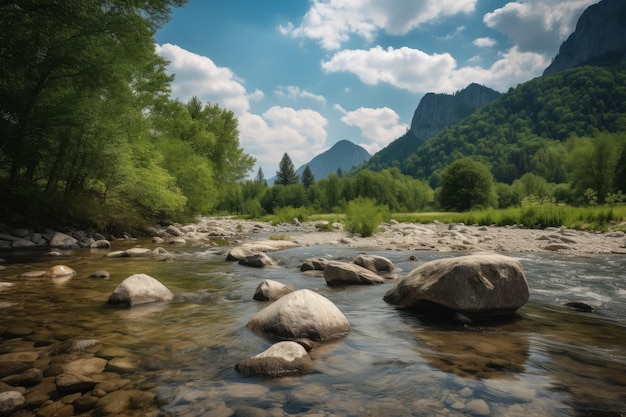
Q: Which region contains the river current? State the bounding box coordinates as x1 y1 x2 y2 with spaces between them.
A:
1 241 625 416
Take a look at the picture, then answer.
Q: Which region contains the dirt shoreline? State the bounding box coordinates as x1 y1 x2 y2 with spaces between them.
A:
205 217 626 256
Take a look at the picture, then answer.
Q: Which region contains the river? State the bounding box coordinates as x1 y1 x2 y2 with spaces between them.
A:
1 241 625 416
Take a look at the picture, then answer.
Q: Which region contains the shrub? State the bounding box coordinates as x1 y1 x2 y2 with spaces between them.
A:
344 197 390 237
272 206 309 225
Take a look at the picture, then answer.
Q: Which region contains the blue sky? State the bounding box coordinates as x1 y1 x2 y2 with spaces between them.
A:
155 0 596 178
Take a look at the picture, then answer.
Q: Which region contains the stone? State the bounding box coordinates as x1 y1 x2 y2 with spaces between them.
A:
247 289 351 341
55 372 99 393
383 253 529 321
107 274 174 307
106 357 139 373
88 271 110 279
63 358 107 375
37 400 74 417
545 243 571 251
1 368 43 386
49 232 79 250
239 252 274 267
226 240 299 261
95 389 155 414
152 237 164 244
235 341 312 377
0 391 25 417
353 254 394 272
253 279 294 301
323 261 385 285
11 239 36 249
90 239 111 249
43 265 76 279
300 257 328 271
466 399 491 415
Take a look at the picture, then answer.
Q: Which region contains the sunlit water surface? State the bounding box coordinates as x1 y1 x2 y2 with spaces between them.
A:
1 241 626 416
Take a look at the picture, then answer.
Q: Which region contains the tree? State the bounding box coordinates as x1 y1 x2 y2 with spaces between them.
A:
275 153 299 186
438 158 496 211
255 168 267 186
301 165 315 188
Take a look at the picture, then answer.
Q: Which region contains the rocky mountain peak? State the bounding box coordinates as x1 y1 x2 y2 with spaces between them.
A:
544 0 626 75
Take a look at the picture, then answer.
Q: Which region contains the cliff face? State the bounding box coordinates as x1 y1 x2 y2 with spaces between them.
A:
544 0 626 75
409 83 502 142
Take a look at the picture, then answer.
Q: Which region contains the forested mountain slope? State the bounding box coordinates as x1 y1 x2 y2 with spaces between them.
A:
294 140 371 180
362 83 500 171
403 65 626 184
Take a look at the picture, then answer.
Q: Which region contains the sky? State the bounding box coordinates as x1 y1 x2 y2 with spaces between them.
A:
154 0 597 179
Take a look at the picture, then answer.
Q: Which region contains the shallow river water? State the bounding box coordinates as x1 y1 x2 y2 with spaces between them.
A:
1 241 626 416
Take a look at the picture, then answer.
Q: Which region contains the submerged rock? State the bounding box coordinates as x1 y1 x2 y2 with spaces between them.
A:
107 274 174 307
0 391 25 417
247 289 351 341
353 254 394 272
383 253 529 322
253 279 294 301
323 261 385 285
43 265 76 279
235 341 312 377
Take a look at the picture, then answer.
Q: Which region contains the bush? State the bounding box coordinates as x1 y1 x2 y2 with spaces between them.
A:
344 197 390 237
272 206 309 225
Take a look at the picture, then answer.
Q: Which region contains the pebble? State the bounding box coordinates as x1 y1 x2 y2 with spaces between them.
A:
466 399 491 415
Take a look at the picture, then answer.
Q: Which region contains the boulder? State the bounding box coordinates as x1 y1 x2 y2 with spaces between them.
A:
300 258 328 271
107 274 174 307
89 271 110 279
0 391 25 417
235 341 312 377
246 289 351 341
253 279 294 301
353 254 394 272
323 261 385 285
49 232 79 250
383 253 529 322
239 252 274 267
90 240 111 249
43 265 76 278
226 240 299 261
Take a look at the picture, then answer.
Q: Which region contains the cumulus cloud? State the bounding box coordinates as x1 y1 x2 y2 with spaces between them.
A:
280 0 477 50
473 37 497 48
322 44 549 94
155 43 252 115
483 0 596 55
238 108 328 174
338 106 408 153
155 43 329 175
275 86 327 104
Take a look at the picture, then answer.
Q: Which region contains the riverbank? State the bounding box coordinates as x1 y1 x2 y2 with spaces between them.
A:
2 216 626 257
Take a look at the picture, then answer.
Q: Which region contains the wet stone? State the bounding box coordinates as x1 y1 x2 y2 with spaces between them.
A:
0 391 25 417
35 400 74 417
106 357 139 373
1 368 43 386
63 357 107 375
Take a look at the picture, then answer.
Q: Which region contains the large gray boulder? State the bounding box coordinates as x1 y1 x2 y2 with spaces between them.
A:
107 274 174 307
239 252 274 267
323 261 385 285
353 254 394 272
253 279 294 301
235 341 312 377
49 232 79 250
247 289 351 341
383 253 529 322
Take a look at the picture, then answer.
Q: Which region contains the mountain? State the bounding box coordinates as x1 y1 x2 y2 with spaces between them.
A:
402 65 626 183
295 140 371 181
544 0 626 75
362 83 501 172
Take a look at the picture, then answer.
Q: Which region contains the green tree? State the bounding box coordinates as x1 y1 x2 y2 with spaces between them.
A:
255 168 267 186
567 134 619 204
301 165 315 188
275 153 299 185
439 158 496 211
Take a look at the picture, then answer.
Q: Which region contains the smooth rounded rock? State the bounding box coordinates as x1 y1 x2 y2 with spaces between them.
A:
235 341 312 377
252 279 294 301
323 261 385 285
107 274 174 307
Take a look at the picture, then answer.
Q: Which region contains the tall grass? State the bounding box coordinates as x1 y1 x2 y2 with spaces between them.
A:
396 204 626 231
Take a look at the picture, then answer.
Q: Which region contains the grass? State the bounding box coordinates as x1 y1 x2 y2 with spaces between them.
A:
394 204 626 232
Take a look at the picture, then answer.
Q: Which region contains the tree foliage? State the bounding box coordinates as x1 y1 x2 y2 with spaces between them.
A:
0 1 259 229
275 153 299 186
301 165 315 188
439 158 496 211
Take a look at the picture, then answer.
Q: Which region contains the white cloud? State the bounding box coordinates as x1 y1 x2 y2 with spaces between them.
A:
155 43 252 115
322 46 458 92
473 37 497 48
275 86 327 104
434 26 467 41
238 107 328 174
338 106 408 153
483 0 596 55
155 43 329 176
322 44 549 94
281 0 477 50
